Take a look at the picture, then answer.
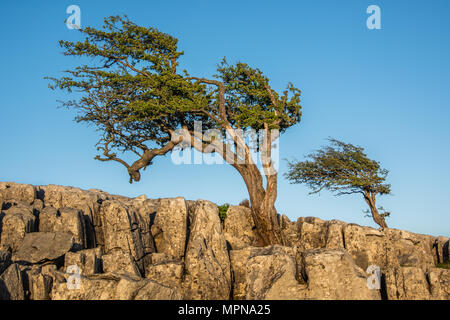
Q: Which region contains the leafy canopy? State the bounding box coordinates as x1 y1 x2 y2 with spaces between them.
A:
47 15 302 182
285 138 391 196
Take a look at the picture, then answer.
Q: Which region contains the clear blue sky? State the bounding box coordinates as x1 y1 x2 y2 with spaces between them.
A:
1 0 449 237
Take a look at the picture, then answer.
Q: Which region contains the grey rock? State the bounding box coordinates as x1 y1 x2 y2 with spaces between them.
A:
101 248 141 277
0 263 25 300
148 252 177 265
428 268 450 300
151 197 188 260
37 184 107 248
64 247 102 275
13 232 74 264
280 215 300 247
133 279 182 300
51 273 181 300
39 207 87 249
385 229 435 270
297 218 327 250
145 261 184 288
230 245 306 300
325 221 345 249
0 182 447 301
99 200 145 273
128 197 158 258
384 266 432 300
301 249 381 300
435 236 449 264
183 200 231 300
22 266 53 300
0 204 36 252
0 182 36 205
0 250 11 274
224 205 260 250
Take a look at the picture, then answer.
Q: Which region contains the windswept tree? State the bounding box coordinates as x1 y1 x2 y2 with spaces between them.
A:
285 138 391 229
47 16 302 245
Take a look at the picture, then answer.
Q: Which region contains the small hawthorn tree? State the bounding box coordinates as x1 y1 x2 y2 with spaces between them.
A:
47 16 302 245
285 138 391 229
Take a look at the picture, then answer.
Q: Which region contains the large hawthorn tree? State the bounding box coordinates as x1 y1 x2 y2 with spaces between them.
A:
48 16 302 245
285 138 391 229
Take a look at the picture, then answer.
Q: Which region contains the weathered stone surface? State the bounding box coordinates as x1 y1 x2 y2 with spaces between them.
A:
37 184 107 248
291 219 437 276
301 249 381 300
224 205 260 250
384 267 432 300
133 279 182 300
280 215 300 247
51 273 181 300
39 207 87 249
343 224 436 271
297 218 327 250
385 229 435 271
151 197 187 260
22 266 53 300
231 246 380 300
325 221 345 249
13 232 74 264
435 236 449 264
343 224 390 271
102 248 141 277
99 200 145 273
145 261 184 288
39 264 65 286
0 182 36 205
0 250 11 274
51 274 118 300
428 268 450 300
0 204 36 252
37 185 106 211
127 196 158 258
0 182 448 301
114 275 182 300
183 200 231 300
185 200 197 217
230 245 306 300
32 199 44 212
0 263 25 300
30 273 53 300
64 247 102 275
149 252 177 265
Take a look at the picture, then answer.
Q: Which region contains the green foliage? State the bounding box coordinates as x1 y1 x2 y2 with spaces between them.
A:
285 138 391 196
436 262 450 269
47 15 208 153
215 58 302 132
218 203 230 221
46 15 302 184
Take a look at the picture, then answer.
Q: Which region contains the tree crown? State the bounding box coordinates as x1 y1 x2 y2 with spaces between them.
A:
47 15 302 182
285 138 391 196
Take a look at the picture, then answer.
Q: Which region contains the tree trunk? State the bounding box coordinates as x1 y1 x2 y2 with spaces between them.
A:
235 164 283 246
364 192 388 229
